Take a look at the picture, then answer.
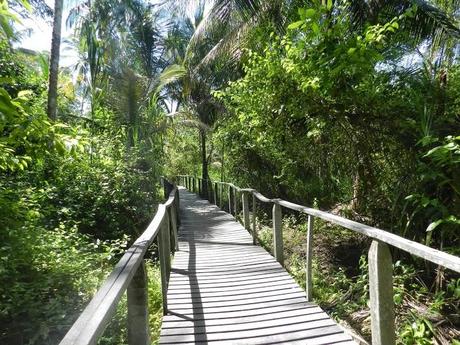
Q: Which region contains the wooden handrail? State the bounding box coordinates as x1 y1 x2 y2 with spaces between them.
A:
60 183 179 345
177 175 460 273
177 175 460 345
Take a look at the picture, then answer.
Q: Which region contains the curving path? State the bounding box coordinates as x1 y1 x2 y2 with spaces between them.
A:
159 188 357 344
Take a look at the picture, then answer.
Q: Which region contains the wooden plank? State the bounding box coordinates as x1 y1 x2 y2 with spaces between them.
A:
161 306 324 327
160 324 347 343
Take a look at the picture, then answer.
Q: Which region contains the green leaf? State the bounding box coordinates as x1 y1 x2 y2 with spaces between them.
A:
305 8 316 19
347 47 357 55
288 21 304 30
311 22 320 34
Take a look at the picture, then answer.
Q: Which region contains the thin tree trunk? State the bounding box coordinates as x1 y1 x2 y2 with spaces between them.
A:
47 0 63 120
200 129 208 197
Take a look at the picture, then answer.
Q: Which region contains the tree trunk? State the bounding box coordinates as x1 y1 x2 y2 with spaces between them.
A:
47 0 63 120
200 129 208 197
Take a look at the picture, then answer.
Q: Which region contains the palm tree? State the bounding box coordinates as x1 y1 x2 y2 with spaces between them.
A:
47 0 63 120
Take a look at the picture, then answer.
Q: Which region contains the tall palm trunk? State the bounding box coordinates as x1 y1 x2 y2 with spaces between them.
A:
47 0 63 120
200 129 208 197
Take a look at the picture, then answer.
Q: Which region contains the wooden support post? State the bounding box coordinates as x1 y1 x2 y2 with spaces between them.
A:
175 189 180 226
169 207 179 252
220 184 224 209
272 201 284 266
127 261 150 345
242 192 250 231
252 194 257 245
208 180 212 202
214 182 218 205
305 215 314 301
198 178 201 196
234 188 238 217
228 185 232 214
158 215 171 315
369 240 395 345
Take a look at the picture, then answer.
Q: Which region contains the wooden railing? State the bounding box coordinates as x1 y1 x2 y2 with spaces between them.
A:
60 180 179 345
177 175 460 345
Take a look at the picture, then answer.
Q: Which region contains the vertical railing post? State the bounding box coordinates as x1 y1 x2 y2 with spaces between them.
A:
198 178 201 196
234 188 238 217
158 211 171 315
127 261 149 345
214 182 218 205
252 193 257 245
193 177 196 193
369 240 395 345
305 215 314 301
272 201 284 266
242 191 250 231
219 183 224 209
169 206 179 252
175 188 180 226
228 185 232 214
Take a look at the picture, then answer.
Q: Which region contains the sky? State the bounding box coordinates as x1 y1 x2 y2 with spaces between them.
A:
15 0 205 68
16 0 76 67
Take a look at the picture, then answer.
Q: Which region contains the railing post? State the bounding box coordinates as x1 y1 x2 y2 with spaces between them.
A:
272 201 284 266
369 240 395 345
228 185 232 214
175 188 180 226
233 188 239 218
305 215 314 301
252 194 257 245
158 213 171 315
207 179 212 202
219 183 224 209
127 261 150 345
198 178 201 196
242 192 250 231
214 182 218 205
235 189 240 217
169 206 179 252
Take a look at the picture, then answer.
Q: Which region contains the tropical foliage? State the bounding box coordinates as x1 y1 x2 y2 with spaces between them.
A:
0 0 459 344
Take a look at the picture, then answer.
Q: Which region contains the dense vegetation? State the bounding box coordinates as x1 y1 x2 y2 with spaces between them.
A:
0 0 459 344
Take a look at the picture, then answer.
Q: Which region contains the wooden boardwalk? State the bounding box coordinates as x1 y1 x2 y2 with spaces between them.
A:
159 188 357 345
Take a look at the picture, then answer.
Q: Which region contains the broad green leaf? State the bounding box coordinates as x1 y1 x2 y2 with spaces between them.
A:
288 21 303 30
305 8 316 19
